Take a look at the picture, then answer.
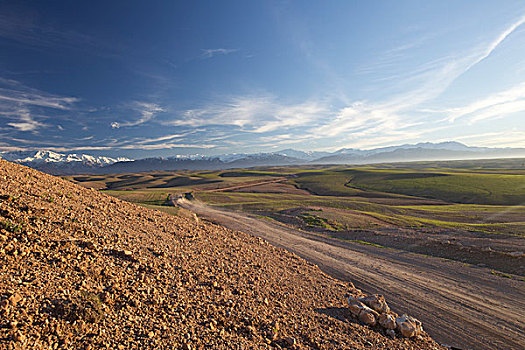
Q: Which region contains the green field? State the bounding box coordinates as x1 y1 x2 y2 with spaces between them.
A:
65 159 525 276
346 169 525 205
289 167 525 205
64 160 525 236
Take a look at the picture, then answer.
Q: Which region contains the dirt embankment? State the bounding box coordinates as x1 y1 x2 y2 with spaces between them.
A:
0 159 442 349
177 198 525 350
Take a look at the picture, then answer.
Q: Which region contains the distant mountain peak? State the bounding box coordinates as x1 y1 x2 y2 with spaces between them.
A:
0 150 131 166
2 141 524 175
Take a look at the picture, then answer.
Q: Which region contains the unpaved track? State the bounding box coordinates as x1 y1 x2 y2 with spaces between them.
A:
205 178 287 192
177 198 525 350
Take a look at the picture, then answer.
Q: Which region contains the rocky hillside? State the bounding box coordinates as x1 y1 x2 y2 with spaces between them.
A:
0 159 443 349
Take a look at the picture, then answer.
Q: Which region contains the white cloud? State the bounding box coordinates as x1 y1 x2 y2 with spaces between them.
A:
118 142 215 150
0 93 78 110
0 78 79 133
201 48 238 58
468 99 525 123
7 108 46 131
0 142 215 153
0 78 79 110
454 130 525 148
442 82 525 123
311 14 525 144
253 133 315 148
135 133 190 144
111 102 165 128
167 95 327 133
465 14 525 74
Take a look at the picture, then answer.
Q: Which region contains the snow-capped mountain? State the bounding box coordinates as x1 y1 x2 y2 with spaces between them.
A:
0 150 132 175
274 149 331 160
2 142 525 175
0 150 130 165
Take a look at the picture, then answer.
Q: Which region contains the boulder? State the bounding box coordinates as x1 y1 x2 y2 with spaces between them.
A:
358 306 379 326
359 294 390 314
347 296 367 317
396 314 423 338
378 313 397 330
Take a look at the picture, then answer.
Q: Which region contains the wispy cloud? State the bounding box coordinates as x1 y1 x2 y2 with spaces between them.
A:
453 130 525 148
135 133 190 144
118 142 214 150
0 78 79 133
0 142 215 153
6 108 46 131
166 95 327 133
201 48 239 59
310 13 525 145
161 13 525 151
0 78 79 110
468 100 525 124
0 9 118 58
111 102 165 128
442 82 525 123
464 14 525 75
252 133 315 148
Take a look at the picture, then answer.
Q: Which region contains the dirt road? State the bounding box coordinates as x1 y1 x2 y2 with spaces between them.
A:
177 198 525 350
205 178 287 192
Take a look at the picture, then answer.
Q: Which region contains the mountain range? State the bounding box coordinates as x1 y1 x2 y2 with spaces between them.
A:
2 142 525 175
0 150 130 175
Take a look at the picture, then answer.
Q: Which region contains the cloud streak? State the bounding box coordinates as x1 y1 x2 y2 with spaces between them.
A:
167 95 327 133
464 14 525 74
6 108 46 131
439 82 525 124
0 144 215 152
309 13 525 145
0 78 79 133
453 130 525 148
162 14 525 151
111 102 165 128
0 78 79 110
0 9 118 59
3 9 525 155
201 48 239 58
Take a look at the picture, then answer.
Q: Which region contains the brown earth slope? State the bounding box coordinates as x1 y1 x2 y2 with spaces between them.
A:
0 159 442 350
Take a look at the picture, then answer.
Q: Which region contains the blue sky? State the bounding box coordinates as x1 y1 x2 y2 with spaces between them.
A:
1 0 525 158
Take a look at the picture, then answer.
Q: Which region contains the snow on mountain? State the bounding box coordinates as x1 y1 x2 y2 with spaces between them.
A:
274 149 331 160
333 148 362 155
3 142 524 175
217 153 252 162
157 142 494 164
0 150 131 166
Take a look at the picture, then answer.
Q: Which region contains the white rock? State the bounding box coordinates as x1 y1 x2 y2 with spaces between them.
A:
378 313 397 330
359 294 390 314
358 306 378 326
347 296 367 317
396 314 423 338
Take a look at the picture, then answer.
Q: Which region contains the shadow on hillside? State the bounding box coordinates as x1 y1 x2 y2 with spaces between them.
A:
314 306 360 325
